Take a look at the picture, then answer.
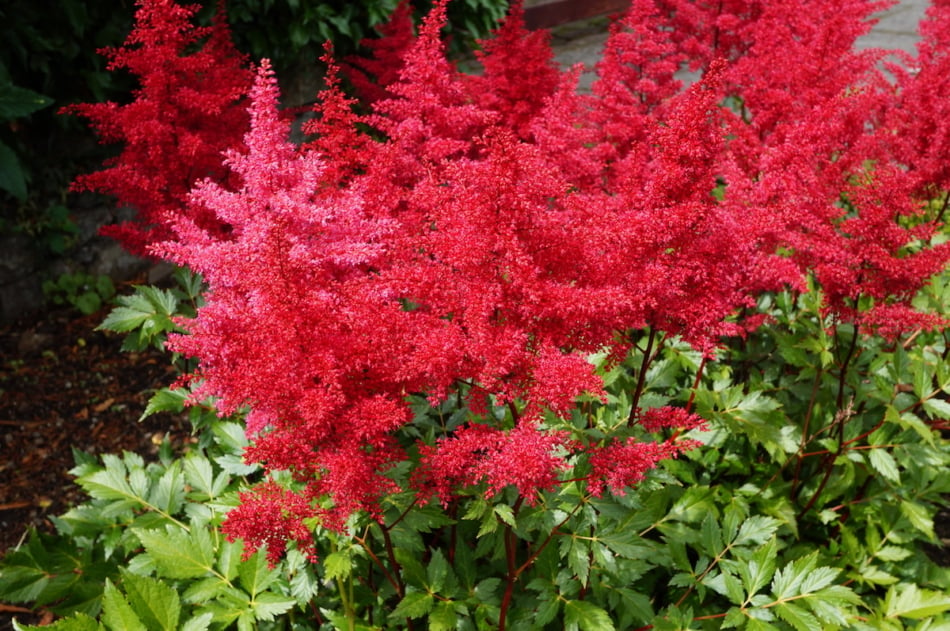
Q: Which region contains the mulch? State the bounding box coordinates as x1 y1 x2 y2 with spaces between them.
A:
0 295 190 555
0 293 193 629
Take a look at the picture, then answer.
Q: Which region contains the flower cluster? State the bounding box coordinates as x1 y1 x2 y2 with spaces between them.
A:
75 0 950 561
63 0 253 256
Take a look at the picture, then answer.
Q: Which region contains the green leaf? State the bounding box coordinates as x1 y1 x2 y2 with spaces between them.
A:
101 580 146 631
773 602 821 631
288 553 320 606
390 590 434 620
705 570 745 605
238 549 278 596
473 577 501 603
868 448 901 484
426 548 450 593
735 516 781 546
250 591 295 621
494 504 516 528
0 83 52 119
135 526 215 579
428 600 458 631
922 397 950 420
141 389 188 421
394 548 428 588
119 570 181 631
149 462 185 515
183 454 216 499
180 612 214 631
182 577 233 605
563 599 616 631
699 512 723 555
565 537 591 586
74 457 138 505
666 486 715 523
885 584 950 620
323 549 353 582
98 287 181 350
900 500 935 540
737 552 777 598
875 546 912 562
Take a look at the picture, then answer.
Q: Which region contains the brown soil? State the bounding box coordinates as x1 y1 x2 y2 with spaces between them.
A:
0 281 190 628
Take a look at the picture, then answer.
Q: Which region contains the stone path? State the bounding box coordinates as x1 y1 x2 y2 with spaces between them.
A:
550 0 933 84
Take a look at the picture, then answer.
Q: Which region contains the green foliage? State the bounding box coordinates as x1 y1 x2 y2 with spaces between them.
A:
42 272 115 315
0 0 133 248
0 82 52 201
225 0 509 70
97 267 203 352
3 275 948 628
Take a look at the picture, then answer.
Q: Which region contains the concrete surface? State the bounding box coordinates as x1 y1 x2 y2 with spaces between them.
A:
549 0 933 86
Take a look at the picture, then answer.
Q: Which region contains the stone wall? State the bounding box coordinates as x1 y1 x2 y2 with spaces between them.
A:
0 200 149 325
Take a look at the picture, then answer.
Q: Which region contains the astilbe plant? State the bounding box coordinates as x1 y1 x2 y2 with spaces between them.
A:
62 0 253 257
71 0 950 616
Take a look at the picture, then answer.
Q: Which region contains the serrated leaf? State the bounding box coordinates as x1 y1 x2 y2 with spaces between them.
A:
806 590 853 625
705 570 744 605
428 600 457 631
182 577 233 604
216 539 243 581
473 577 501 602
535 597 561 626
563 599 616 631
141 389 188 421
774 602 821 631
900 500 935 539
868 448 901 484
119 570 181 631
97 305 152 334
666 486 715 523
875 545 912 562
180 612 214 631
135 526 215 579
860 565 900 585
722 607 746 629
735 516 781 546
461 498 490 521
148 462 185 515
493 504 516 528
566 537 591 586
426 548 450 593
250 591 295 621
798 566 839 595
238 550 278 596
183 455 216 498
922 397 950 420
323 550 353 582
393 548 428 587
390 591 433 620
771 553 822 599
101 580 146 631
886 584 950 620
288 560 320 606
699 513 723 555
76 461 138 504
